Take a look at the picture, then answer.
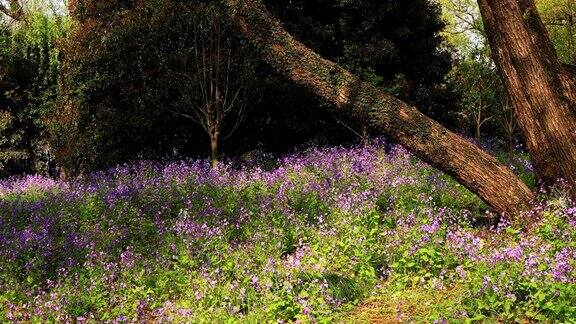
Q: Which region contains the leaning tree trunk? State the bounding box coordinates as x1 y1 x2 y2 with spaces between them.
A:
0 0 24 21
224 0 533 218
478 0 576 191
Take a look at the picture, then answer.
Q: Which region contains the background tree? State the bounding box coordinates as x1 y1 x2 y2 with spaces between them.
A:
0 110 27 174
167 2 254 169
450 59 499 142
537 0 576 64
55 0 455 174
439 0 486 58
0 3 68 177
54 0 207 174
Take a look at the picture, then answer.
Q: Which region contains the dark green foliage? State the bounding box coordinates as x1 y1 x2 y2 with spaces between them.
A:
54 0 205 174
0 12 68 177
52 0 458 176
265 0 458 121
54 0 268 175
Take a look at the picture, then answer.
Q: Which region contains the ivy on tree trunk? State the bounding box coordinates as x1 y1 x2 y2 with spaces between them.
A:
224 0 534 219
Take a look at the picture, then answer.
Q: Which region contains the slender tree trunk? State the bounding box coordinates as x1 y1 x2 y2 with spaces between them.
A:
478 0 576 191
507 132 514 154
225 0 533 218
475 114 482 143
59 166 68 181
361 125 369 148
475 126 481 144
210 131 220 169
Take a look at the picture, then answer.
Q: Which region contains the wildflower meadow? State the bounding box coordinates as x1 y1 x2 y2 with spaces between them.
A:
0 142 574 322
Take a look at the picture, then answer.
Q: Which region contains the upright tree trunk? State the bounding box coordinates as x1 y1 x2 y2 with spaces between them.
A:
361 125 369 148
507 132 514 155
225 0 533 218
210 131 220 169
478 0 576 191
475 116 482 143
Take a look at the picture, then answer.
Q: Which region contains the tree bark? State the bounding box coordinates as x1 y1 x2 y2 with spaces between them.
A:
210 131 220 170
478 0 576 191
225 0 533 218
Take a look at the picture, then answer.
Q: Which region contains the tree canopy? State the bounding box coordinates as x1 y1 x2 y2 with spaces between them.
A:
51 0 458 174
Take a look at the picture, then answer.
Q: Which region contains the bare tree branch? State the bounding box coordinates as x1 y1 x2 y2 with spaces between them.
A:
0 0 25 21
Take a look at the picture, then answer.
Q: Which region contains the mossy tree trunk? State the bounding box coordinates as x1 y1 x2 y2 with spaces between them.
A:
478 0 576 191
224 0 534 219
